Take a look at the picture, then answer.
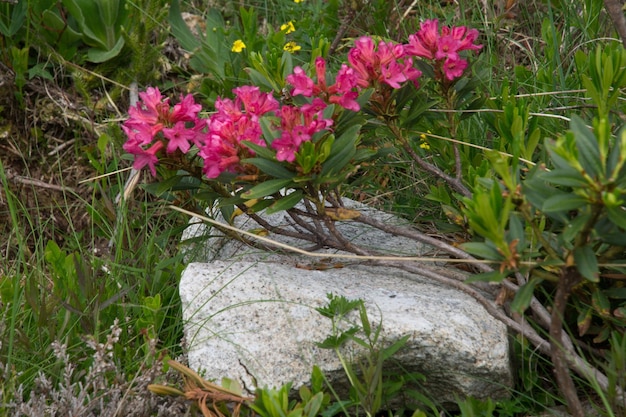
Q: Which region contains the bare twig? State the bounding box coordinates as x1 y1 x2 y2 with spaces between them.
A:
550 268 584 416
400 137 472 198
8 173 76 193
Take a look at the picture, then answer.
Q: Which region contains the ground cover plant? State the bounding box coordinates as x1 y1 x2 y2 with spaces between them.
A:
0 0 625 416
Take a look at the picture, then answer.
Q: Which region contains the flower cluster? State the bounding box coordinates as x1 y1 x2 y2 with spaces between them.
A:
199 86 279 178
122 20 482 179
347 37 422 89
272 98 333 162
406 19 482 81
122 87 203 176
286 57 361 111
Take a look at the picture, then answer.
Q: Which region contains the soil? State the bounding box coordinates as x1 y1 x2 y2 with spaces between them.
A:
0 62 112 264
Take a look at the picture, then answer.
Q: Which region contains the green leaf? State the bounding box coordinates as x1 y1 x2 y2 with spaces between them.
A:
511 278 543 314
460 242 503 260
320 124 361 176
153 175 192 195
0 1 26 37
381 334 410 360
303 392 324 417
592 288 611 316
243 140 278 160
614 306 626 319
246 67 280 92
604 287 626 299
607 124 626 177
264 190 303 214
508 213 525 249
570 115 603 178
561 213 591 243
577 306 593 336
358 302 371 337
541 168 588 187
542 193 587 213
86 37 125 62
63 0 126 52
168 0 201 52
607 206 626 230
241 179 293 200
243 157 294 179
573 245 599 282
309 365 325 394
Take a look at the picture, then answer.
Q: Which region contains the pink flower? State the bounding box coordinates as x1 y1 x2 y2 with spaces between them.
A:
171 93 202 121
447 26 482 52
443 56 468 80
197 86 279 178
329 91 360 112
122 87 207 176
286 59 363 112
405 19 439 59
131 87 169 124
376 41 406 66
353 37 377 64
122 121 162 148
286 67 315 96
327 65 361 111
347 37 421 89
271 99 333 161
315 57 328 91
435 35 461 61
215 97 243 121
162 121 196 154
405 19 482 81
199 136 239 179
331 65 359 93
273 130 307 162
133 141 164 177
233 86 279 116
347 41 376 88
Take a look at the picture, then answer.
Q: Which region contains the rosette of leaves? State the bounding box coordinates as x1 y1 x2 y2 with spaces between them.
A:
62 0 128 63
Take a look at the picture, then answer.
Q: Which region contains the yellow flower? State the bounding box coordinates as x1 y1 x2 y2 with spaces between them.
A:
283 41 301 53
419 130 431 150
280 21 296 34
231 40 246 53
294 0 303 3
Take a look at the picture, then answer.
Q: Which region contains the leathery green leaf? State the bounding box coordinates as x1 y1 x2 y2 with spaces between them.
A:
241 178 293 200
573 245 599 282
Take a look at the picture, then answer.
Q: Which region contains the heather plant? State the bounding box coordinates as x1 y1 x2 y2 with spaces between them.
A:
0 317 188 417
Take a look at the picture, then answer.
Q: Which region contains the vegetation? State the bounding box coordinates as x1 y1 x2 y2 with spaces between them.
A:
0 0 625 416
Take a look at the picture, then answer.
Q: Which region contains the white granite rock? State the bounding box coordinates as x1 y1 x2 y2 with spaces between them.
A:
179 198 513 407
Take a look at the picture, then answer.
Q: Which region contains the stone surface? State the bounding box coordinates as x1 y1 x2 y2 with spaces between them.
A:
179 198 513 407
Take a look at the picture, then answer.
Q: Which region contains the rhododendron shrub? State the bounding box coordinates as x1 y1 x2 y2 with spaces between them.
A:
121 20 482 200
119 16 626 414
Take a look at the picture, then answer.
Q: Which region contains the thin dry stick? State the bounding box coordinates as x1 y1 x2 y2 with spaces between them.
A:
172 205 499 265
401 140 472 198
8 173 76 194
